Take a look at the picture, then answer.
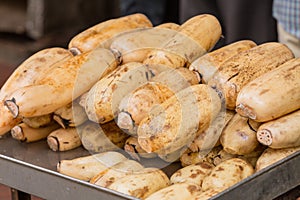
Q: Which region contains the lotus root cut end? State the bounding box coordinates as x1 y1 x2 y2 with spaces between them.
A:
4 99 19 118
11 125 24 140
117 112 135 131
47 136 59 151
257 129 273 146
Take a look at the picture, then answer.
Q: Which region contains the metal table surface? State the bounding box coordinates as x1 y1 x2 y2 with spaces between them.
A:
0 134 137 200
0 134 299 200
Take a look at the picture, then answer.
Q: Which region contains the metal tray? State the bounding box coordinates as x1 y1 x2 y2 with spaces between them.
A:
0 134 299 200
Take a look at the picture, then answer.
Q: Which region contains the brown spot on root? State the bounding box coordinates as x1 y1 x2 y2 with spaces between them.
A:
105 177 115 187
37 57 46 62
237 131 249 141
130 186 149 198
239 165 244 171
111 83 117 92
259 89 270 96
216 167 225 171
175 170 182 177
189 169 205 178
187 185 199 194
196 162 213 169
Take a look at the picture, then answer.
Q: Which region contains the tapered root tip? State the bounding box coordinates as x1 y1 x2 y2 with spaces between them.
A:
4 99 19 118
47 136 59 151
53 114 67 129
257 129 273 146
11 125 24 141
117 112 135 131
124 144 141 161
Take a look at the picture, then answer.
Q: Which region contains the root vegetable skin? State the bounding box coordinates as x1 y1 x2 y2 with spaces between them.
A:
0 47 73 100
192 188 226 200
255 146 300 171
0 47 72 136
170 162 214 185
177 14 221 52
117 67 200 135
220 113 261 155
91 159 144 187
180 144 223 167
5 48 118 118
22 114 53 128
85 62 166 124
47 127 82 152
11 122 60 143
189 40 257 84
137 84 221 155
236 58 300 122
145 182 201 200
79 121 129 153
110 27 178 64
143 14 222 68
57 151 127 181
188 109 235 152
155 22 180 30
256 109 300 149
208 42 294 110
68 13 153 54
108 167 170 199
117 82 175 134
201 158 254 192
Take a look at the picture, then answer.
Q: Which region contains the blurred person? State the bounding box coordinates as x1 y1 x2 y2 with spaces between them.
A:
179 0 277 48
273 0 300 57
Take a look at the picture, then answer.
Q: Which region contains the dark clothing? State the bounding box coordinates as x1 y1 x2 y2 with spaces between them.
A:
179 0 278 47
119 0 179 25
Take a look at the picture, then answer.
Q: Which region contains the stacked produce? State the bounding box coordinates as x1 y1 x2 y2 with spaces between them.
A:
0 13 299 200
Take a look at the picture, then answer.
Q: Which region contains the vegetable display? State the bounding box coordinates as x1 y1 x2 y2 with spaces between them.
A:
0 13 299 200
